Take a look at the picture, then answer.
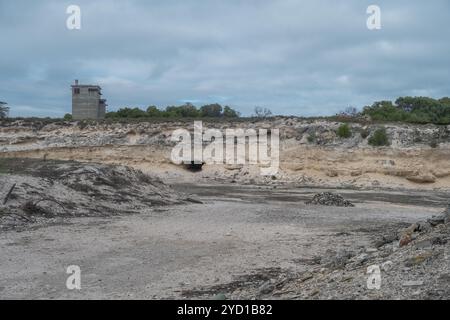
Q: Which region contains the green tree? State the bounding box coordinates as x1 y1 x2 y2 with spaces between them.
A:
200 104 223 117
253 106 272 118
177 103 200 117
146 105 162 117
63 113 73 121
223 106 240 118
115 107 147 118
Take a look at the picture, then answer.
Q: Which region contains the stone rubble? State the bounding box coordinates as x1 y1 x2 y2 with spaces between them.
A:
305 192 355 207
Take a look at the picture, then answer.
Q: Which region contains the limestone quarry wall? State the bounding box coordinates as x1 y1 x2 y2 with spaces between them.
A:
1 118 450 190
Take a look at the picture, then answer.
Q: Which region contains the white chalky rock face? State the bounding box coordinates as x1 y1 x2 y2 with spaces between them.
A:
1 118 450 191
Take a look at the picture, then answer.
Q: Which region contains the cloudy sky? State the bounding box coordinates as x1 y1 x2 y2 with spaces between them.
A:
1 0 449 117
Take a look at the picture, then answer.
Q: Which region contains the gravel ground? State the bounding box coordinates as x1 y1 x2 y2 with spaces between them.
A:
0 182 445 300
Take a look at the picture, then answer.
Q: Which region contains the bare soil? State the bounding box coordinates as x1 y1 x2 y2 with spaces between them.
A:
0 178 445 299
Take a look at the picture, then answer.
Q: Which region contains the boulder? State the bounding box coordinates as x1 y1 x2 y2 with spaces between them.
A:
427 206 450 226
406 174 436 184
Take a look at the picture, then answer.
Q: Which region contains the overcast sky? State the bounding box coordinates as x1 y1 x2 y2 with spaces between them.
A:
1 0 449 117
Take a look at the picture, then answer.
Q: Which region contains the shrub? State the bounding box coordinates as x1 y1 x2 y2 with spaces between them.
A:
337 123 352 138
307 132 316 143
429 140 438 148
253 106 273 118
63 113 73 121
368 128 390 146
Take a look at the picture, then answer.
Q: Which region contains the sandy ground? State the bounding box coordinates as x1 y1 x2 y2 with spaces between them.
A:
0 184 443 300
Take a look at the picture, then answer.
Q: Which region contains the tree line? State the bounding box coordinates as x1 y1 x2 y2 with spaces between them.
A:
105 103 241 119
4 96 450 124
356 96 450 124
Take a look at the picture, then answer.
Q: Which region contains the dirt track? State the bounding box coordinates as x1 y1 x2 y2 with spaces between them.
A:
0 184 441 299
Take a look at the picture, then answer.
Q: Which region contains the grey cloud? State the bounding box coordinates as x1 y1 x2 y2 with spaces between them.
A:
0 0 449 117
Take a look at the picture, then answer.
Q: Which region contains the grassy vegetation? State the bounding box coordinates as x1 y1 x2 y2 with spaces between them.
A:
337 123 352 138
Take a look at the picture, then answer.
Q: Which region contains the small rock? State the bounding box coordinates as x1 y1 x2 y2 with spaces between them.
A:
298 272 314 283
402 223 419 236
428 215 445 227
341 276 353 282
366 248 378 253
258 281 275 295
414 239 433 249
323 250 353 269
431 236 447 245
427 206 450 226
406 174 436 184
212 293 227 300
438 273 450 283
402 280 424 287
381 261 393 272
416 221 432 233
374 233 397 248
354 253 369 265
399 234 412 247
404 252 433 267
326 170 338 177
310 289 320 297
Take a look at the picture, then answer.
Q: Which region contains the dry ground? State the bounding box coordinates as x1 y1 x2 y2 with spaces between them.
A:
0 181 445 299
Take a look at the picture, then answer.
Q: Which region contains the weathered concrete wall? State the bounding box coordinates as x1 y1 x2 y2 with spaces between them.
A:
72 87 104 120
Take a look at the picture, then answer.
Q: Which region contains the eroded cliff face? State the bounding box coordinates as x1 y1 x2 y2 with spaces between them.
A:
1 118 450 190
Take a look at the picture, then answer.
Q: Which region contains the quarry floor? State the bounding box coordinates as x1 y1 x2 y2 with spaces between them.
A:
0 183 444 299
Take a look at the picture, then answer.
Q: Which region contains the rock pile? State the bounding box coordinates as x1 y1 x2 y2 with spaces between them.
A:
427 205 450 226
305 192 354 207
0 158 196 230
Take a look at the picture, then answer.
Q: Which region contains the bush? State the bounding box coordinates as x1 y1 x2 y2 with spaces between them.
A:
337 123 352 138
63 113 73 121
368 128 390 146
429 140 438 148
307 132 316 143
253 106 273 118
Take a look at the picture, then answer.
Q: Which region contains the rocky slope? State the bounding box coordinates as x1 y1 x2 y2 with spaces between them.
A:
1 118 450 190
0 158 195 231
